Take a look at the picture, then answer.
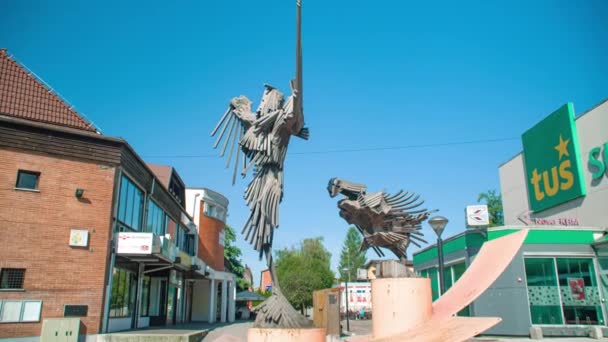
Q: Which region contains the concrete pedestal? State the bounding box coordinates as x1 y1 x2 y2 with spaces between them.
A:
248 327 326 342
371 277 432 339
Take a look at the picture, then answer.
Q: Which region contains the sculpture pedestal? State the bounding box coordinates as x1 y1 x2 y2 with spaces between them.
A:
371 277 432 339
248 327 326 342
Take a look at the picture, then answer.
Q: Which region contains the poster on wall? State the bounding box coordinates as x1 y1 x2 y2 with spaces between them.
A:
568 278 586 300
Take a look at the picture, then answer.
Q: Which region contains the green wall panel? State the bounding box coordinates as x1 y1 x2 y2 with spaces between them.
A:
488 229 595 244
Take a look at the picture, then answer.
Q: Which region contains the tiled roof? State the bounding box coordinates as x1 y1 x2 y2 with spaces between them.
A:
0 48 97 132
147 163 173 188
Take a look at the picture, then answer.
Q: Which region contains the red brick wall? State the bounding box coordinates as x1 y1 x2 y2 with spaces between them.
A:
197 200 225 271
0 148 116 338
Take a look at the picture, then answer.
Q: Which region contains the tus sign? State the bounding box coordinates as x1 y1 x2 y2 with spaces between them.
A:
522 103 586 212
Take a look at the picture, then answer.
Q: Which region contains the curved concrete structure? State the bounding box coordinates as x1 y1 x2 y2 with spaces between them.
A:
371 278 432 339
347 229 529 342
248 327 326 342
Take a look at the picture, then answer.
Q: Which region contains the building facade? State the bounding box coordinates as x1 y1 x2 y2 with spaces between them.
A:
185 188 236 324
0 49 234 340
414 99 608 337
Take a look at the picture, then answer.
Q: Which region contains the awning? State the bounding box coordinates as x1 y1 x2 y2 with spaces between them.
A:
236 291 266 302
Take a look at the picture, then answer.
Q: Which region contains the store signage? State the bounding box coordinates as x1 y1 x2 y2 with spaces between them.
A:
589 143 608 180
568 278 585 300
116 232 153 254
69 229 89 247
465 205 489 227
522 103 586 212
517 210 579 226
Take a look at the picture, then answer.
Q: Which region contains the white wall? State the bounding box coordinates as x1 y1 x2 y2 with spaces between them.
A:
191 279 210 322
500 100 608 226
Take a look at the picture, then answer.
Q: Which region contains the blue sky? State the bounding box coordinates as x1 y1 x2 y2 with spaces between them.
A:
2 0 607 286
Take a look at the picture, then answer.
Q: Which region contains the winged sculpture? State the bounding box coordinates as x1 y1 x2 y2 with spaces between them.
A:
328 178 435 264
210 0 310 329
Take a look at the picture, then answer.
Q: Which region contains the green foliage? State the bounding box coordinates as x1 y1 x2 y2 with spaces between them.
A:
275 237 335 311
224 225 250 291
338 227 367 281
251 288 272 307
477 190 504 227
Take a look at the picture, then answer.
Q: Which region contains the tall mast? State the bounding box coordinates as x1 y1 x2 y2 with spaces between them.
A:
295 0 303 113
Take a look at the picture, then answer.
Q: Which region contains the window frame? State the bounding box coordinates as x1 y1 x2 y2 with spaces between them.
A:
522 255 605 326
146 200 167 236
109 268 135 319
117 175 145 232
0 268 25 290
14 170 40 191
0 300 42 323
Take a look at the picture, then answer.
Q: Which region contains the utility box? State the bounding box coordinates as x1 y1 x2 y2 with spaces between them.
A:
41 318 80 342
313 287 340 336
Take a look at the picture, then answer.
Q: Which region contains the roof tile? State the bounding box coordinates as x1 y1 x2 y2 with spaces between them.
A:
0 48 97 132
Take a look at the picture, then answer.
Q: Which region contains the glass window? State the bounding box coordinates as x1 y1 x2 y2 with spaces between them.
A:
0 301 22 322
204 202 226 222
109 268 134 318
146 201 166 236
141 276 151 317
15 170 40 190
524 258 563 324
21 301 42 322
556 258 604 325
427 268 439 301
1 268 25 289
117 175 144 231
443 267 453 291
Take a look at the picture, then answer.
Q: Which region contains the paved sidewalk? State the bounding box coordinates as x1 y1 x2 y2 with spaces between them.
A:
203 322 252 341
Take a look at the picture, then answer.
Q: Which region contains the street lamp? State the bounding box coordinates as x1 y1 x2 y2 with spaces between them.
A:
428 216 448 295
342 267 350 332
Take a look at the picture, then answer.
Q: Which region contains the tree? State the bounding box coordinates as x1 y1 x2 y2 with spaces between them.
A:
338 227 367 282
477 190 504 227
275 237 335 313
224 225 250 291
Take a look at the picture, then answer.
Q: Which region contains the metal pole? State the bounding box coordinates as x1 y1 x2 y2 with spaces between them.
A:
437 236 446 295
344 278 350 332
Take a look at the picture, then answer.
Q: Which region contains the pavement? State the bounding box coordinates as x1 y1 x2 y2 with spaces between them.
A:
102 319 604 341
341 319 602 341
203 321 253 341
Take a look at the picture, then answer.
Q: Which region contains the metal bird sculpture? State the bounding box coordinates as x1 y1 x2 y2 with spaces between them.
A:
211 0 310 329
328 178 435 264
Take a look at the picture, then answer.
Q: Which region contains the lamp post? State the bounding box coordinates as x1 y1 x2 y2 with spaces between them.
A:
428 216 448 295
342 267 350 332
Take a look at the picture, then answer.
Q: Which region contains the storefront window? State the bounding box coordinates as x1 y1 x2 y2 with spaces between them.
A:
556 258 604 325
451 262 470 316
110 268 134 318
443 268 453 290
524 258 563 325
140 276 151 317
428 268 439 301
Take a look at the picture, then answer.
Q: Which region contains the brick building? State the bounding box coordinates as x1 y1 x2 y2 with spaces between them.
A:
0 49 235 340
